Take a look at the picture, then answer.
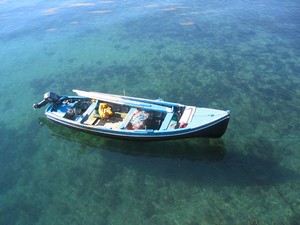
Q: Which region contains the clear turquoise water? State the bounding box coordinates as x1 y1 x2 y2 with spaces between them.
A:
1 0 300 224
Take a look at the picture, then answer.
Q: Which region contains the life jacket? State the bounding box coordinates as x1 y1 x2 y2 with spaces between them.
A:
99 103 113 119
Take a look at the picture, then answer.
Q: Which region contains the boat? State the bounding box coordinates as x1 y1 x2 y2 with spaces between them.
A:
33 90 230 141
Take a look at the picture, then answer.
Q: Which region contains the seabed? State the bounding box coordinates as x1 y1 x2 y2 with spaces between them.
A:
0 0 299 224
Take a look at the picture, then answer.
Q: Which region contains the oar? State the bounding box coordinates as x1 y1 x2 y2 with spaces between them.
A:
73 90 172 112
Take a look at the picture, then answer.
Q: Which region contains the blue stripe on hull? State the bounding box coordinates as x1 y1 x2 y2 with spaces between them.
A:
46 114 230 141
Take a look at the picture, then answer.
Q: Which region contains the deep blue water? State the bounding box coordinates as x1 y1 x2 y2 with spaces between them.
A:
0 0 300 224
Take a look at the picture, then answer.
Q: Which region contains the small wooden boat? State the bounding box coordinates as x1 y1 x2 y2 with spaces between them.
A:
33 90 230 141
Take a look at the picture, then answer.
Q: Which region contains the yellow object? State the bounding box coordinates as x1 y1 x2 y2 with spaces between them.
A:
99 103 113 119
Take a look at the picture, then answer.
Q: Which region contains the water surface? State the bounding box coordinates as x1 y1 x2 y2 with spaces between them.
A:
0 0 300 224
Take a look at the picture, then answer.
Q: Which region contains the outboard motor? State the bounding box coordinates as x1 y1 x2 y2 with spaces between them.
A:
33 92 61 109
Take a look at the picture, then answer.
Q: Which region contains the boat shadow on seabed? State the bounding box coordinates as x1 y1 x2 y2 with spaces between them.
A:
37 117 300 189
37 117 226 162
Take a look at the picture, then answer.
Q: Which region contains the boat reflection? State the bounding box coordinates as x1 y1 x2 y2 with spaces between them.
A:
38 117 226 161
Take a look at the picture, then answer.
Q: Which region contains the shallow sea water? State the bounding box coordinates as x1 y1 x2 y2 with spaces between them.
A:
1 0 300 224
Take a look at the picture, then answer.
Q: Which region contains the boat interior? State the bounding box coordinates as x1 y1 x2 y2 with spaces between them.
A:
52 98 187 131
